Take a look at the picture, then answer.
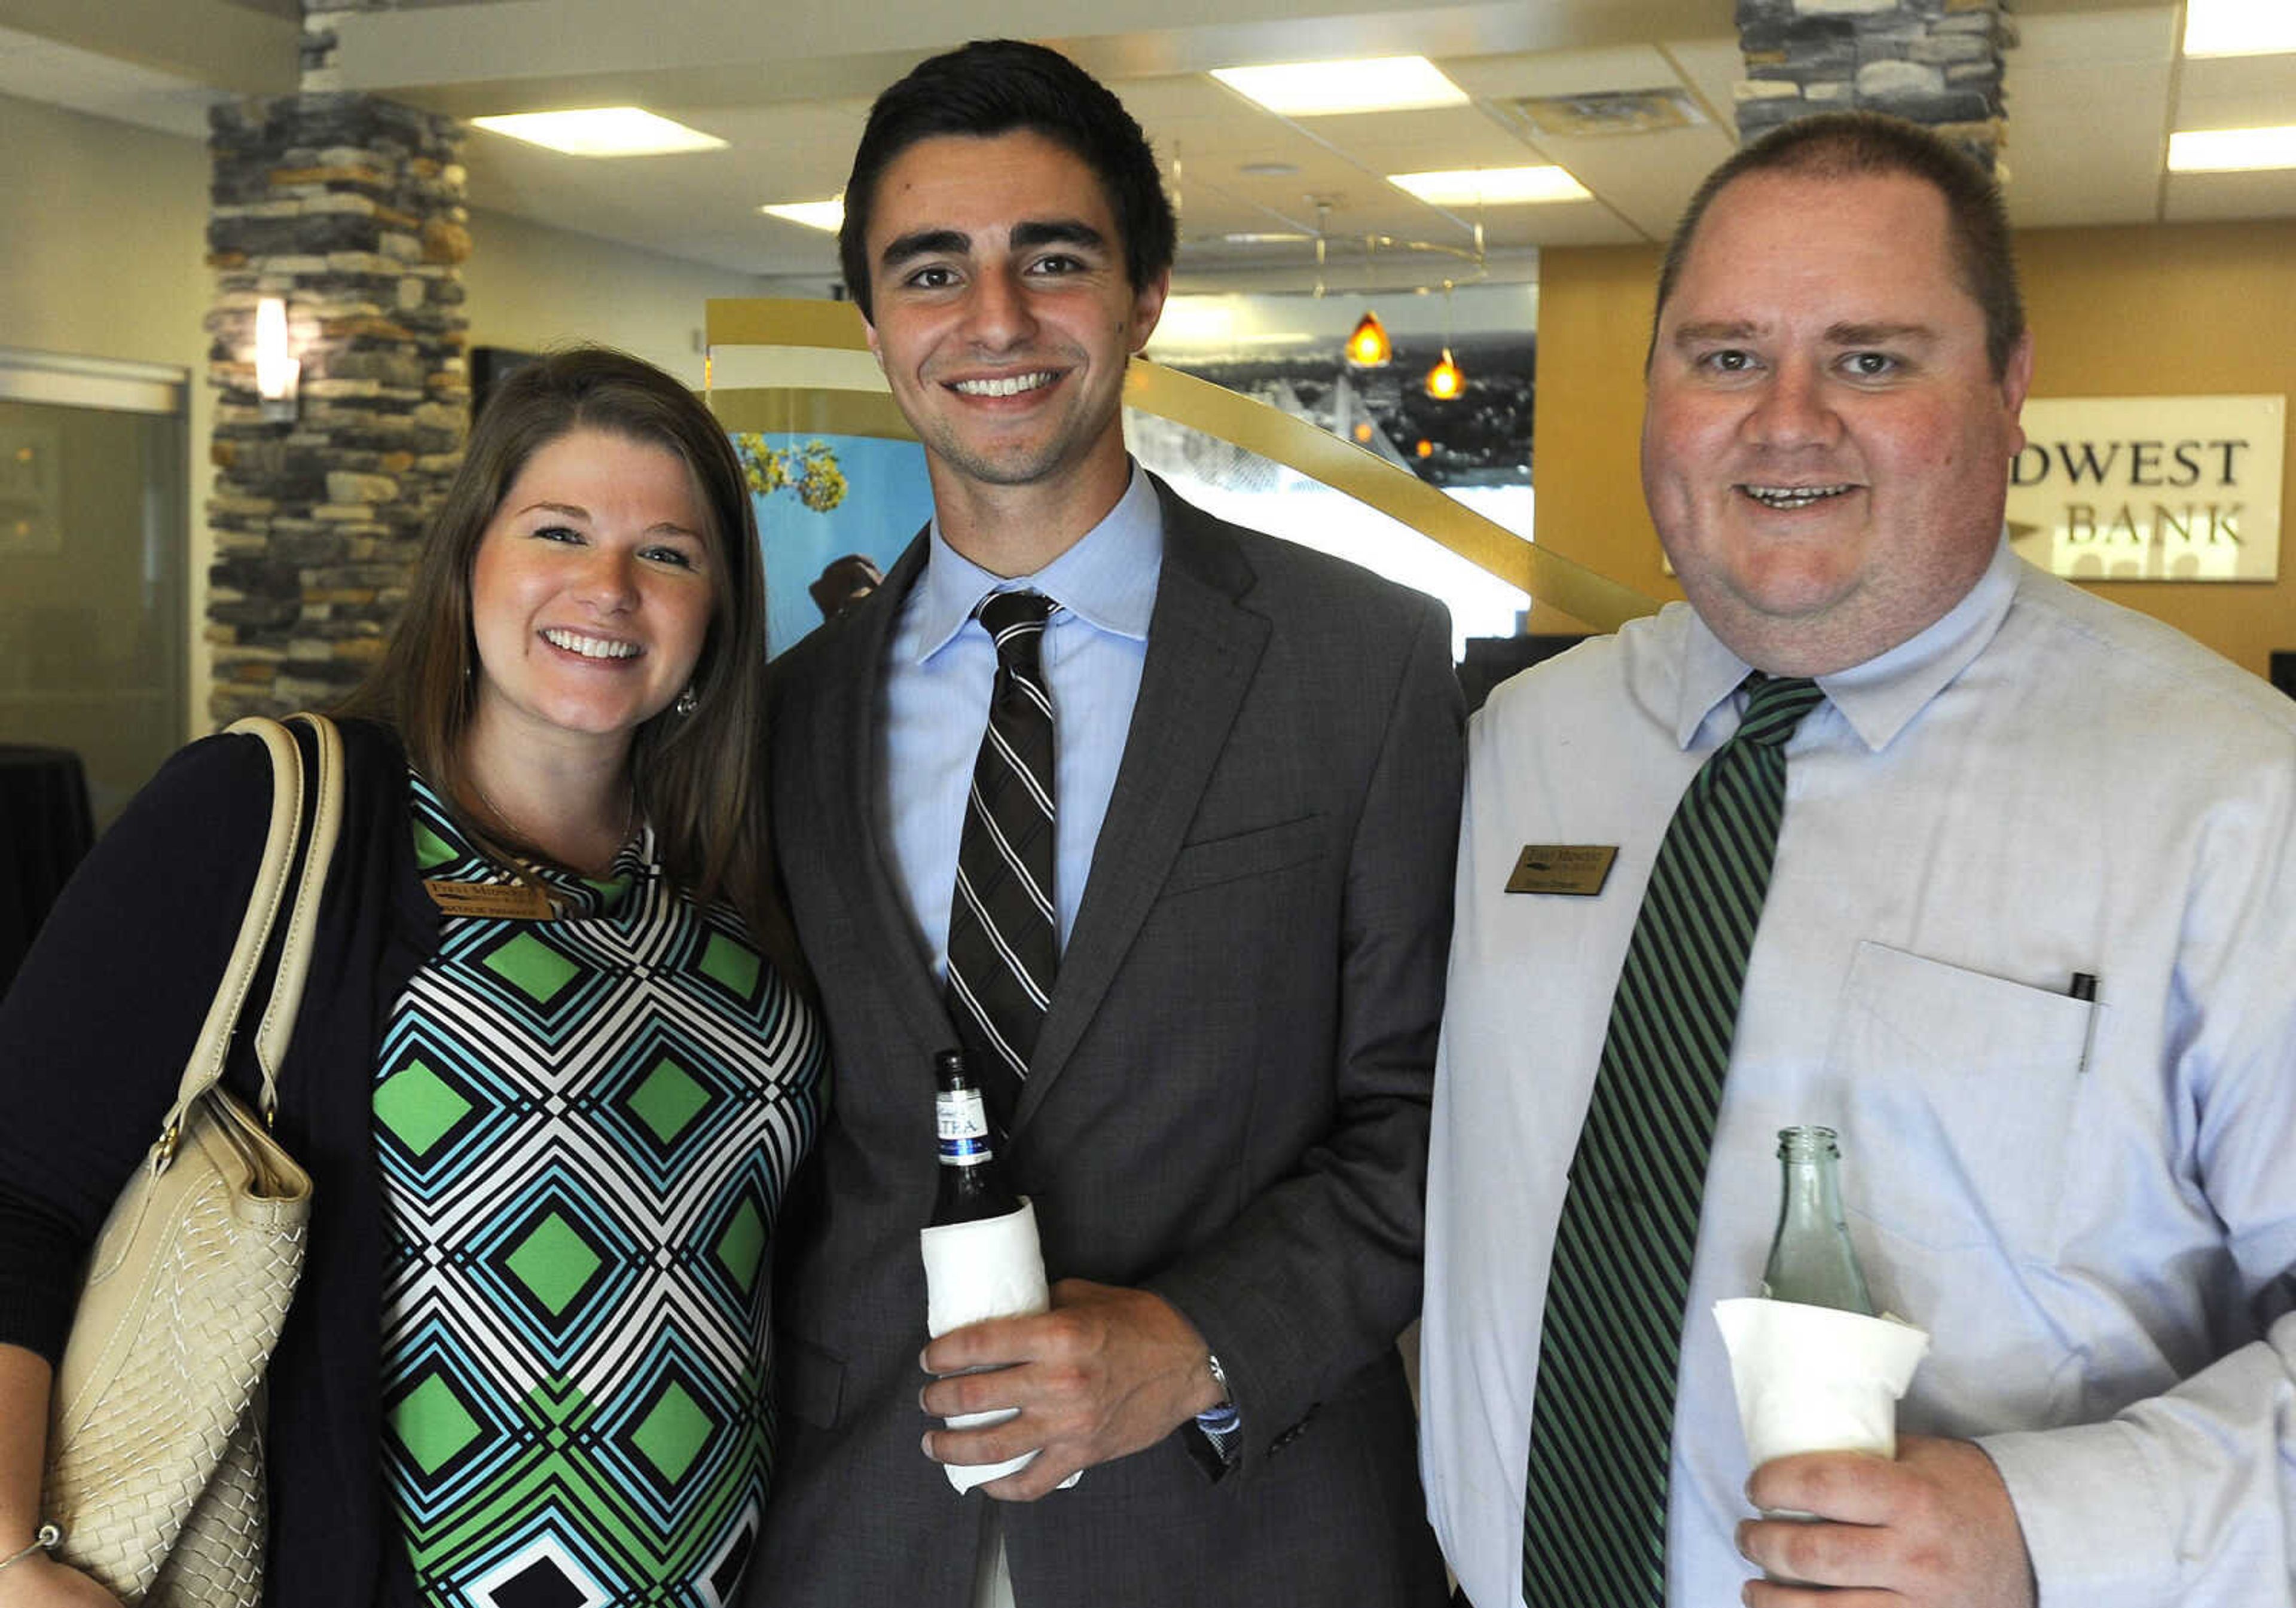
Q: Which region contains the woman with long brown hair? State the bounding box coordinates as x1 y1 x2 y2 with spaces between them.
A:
0 346 821 1606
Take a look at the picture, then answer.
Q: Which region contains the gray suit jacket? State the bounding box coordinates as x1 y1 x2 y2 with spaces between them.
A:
750 477 1462 1606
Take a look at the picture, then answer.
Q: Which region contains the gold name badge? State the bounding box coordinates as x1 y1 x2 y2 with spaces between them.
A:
1505 844 1619 897
423 879 557 920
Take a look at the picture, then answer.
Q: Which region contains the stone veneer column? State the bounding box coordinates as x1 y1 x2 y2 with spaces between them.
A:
1733 0 2014 171
204 77 471 723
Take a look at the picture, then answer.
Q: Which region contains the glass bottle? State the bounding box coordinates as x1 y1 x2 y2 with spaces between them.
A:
1760 1125 1875 1315
931 1048 1021 1225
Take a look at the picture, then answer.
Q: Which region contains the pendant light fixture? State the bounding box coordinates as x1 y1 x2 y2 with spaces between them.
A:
1424 279 1465 399
1424 348 1465 399
1345 309 1393 368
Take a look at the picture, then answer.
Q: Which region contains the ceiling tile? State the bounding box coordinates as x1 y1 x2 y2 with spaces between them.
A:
1663 37 1749 132
2001 59 2173 225
2011 6 2176 69
2174 52 2296 134
1507 123 1735 241
2164 166 2296 221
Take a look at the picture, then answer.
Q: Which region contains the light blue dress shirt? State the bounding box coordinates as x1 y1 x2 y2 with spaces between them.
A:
879 464 1162 977
1423 539 2296 1607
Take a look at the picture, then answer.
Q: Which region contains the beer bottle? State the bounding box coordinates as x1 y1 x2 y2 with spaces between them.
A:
1760 1125 1875 1315
932 1048 1020 1225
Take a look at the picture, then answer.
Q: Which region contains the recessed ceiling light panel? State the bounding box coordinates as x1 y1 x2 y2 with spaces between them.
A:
762 199 845 232
1211 57 1468 117
2167 124 2296 172
470 107 726 157
2183 0 2296 59
1389 166 1592 206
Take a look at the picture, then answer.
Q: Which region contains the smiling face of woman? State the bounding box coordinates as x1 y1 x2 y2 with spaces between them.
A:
466 426 716 759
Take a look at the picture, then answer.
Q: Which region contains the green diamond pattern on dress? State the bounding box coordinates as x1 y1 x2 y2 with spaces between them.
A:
714 1199 767 1297
628 1058 710 1145
379 769 826 1605
1522 674 1826 1607
505 1211 604 1317
394 1372 486 1478
483 929 581 1004
374 1061 473 1158
631 1382 714 1483
414 820 459 871
699 932 761 998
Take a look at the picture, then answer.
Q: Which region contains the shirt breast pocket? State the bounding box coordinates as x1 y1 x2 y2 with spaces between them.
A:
1827 940 2091 1265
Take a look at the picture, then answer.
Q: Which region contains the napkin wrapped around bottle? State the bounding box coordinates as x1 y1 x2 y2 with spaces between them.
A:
919 1197 1079 1493
1712 1297 1931 1471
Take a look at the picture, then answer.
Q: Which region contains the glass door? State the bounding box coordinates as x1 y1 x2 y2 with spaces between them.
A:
0 349 188 829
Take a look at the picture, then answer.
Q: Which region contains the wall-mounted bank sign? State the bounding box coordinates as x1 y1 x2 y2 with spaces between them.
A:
2005 395 2283 582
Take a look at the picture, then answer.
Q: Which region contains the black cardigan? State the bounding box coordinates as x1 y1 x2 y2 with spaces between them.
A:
0 717 439 1605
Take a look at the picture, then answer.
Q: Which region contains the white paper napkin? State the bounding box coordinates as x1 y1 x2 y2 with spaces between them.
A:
919 1198 1079 1493
1713 1297 1931 1475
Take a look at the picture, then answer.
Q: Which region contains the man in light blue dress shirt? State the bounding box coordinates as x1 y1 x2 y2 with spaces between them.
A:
753 41 1463 1608
1422 112 2296 1607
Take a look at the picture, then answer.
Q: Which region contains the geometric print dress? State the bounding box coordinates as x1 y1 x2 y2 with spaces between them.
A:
374 774 825 1607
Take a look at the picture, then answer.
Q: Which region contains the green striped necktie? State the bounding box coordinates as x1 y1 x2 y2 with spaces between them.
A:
1521 672 1827 1607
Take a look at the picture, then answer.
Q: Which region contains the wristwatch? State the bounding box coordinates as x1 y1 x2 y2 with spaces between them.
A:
1197 1350 1241 1435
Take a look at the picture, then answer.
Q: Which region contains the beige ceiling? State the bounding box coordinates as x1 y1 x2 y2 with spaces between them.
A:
4 0 2292 294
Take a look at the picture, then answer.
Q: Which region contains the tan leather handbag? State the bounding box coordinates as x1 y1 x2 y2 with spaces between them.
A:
41 713 342 1607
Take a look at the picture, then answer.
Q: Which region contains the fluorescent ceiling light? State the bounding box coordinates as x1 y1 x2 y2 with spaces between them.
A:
2182 0 2296 58
762 199 844 232
1389 166 1592 206
470 108 726 157
2167 124 2296 172
1211 57 1468 117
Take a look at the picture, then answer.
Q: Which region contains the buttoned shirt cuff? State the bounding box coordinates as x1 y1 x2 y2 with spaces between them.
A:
1979 1420 2182 1607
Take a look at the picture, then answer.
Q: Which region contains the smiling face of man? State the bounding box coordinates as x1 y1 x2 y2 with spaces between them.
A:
1641 168 2034 675
859 128 1167 559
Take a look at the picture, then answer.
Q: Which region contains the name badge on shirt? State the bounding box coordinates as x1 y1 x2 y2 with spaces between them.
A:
423 879 556 920
1505 844 1618 897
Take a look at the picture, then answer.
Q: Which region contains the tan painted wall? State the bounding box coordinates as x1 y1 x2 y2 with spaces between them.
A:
460 210 777 389
1529 220 2296 681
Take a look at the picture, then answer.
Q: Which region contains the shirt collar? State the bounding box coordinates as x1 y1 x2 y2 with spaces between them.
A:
909 463 1164 662
1673 534 2022 753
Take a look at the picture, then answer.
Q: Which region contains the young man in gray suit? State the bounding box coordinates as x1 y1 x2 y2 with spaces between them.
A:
749 38 1460 1608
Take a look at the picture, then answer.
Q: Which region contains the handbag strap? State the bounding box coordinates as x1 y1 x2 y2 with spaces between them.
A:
154 713 346 1157
251 713 344 1105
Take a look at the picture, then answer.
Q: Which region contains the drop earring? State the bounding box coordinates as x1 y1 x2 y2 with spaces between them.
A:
674 685 699 718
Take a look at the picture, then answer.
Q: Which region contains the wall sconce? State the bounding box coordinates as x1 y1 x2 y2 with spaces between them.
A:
1344 309 1392 368
254 295 300 423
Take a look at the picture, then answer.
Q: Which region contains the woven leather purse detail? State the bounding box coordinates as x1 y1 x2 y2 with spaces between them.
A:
41 714 341 1607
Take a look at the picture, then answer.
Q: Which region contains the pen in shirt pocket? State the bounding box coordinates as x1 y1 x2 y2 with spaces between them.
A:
2069 972 2099 1075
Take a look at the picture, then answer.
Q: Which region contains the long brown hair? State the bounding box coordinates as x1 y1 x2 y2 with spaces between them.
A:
339 346 795 967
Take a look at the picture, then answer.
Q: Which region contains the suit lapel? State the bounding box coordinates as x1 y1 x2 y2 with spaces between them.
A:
804 531 954 1055
1017 481 1269 1127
